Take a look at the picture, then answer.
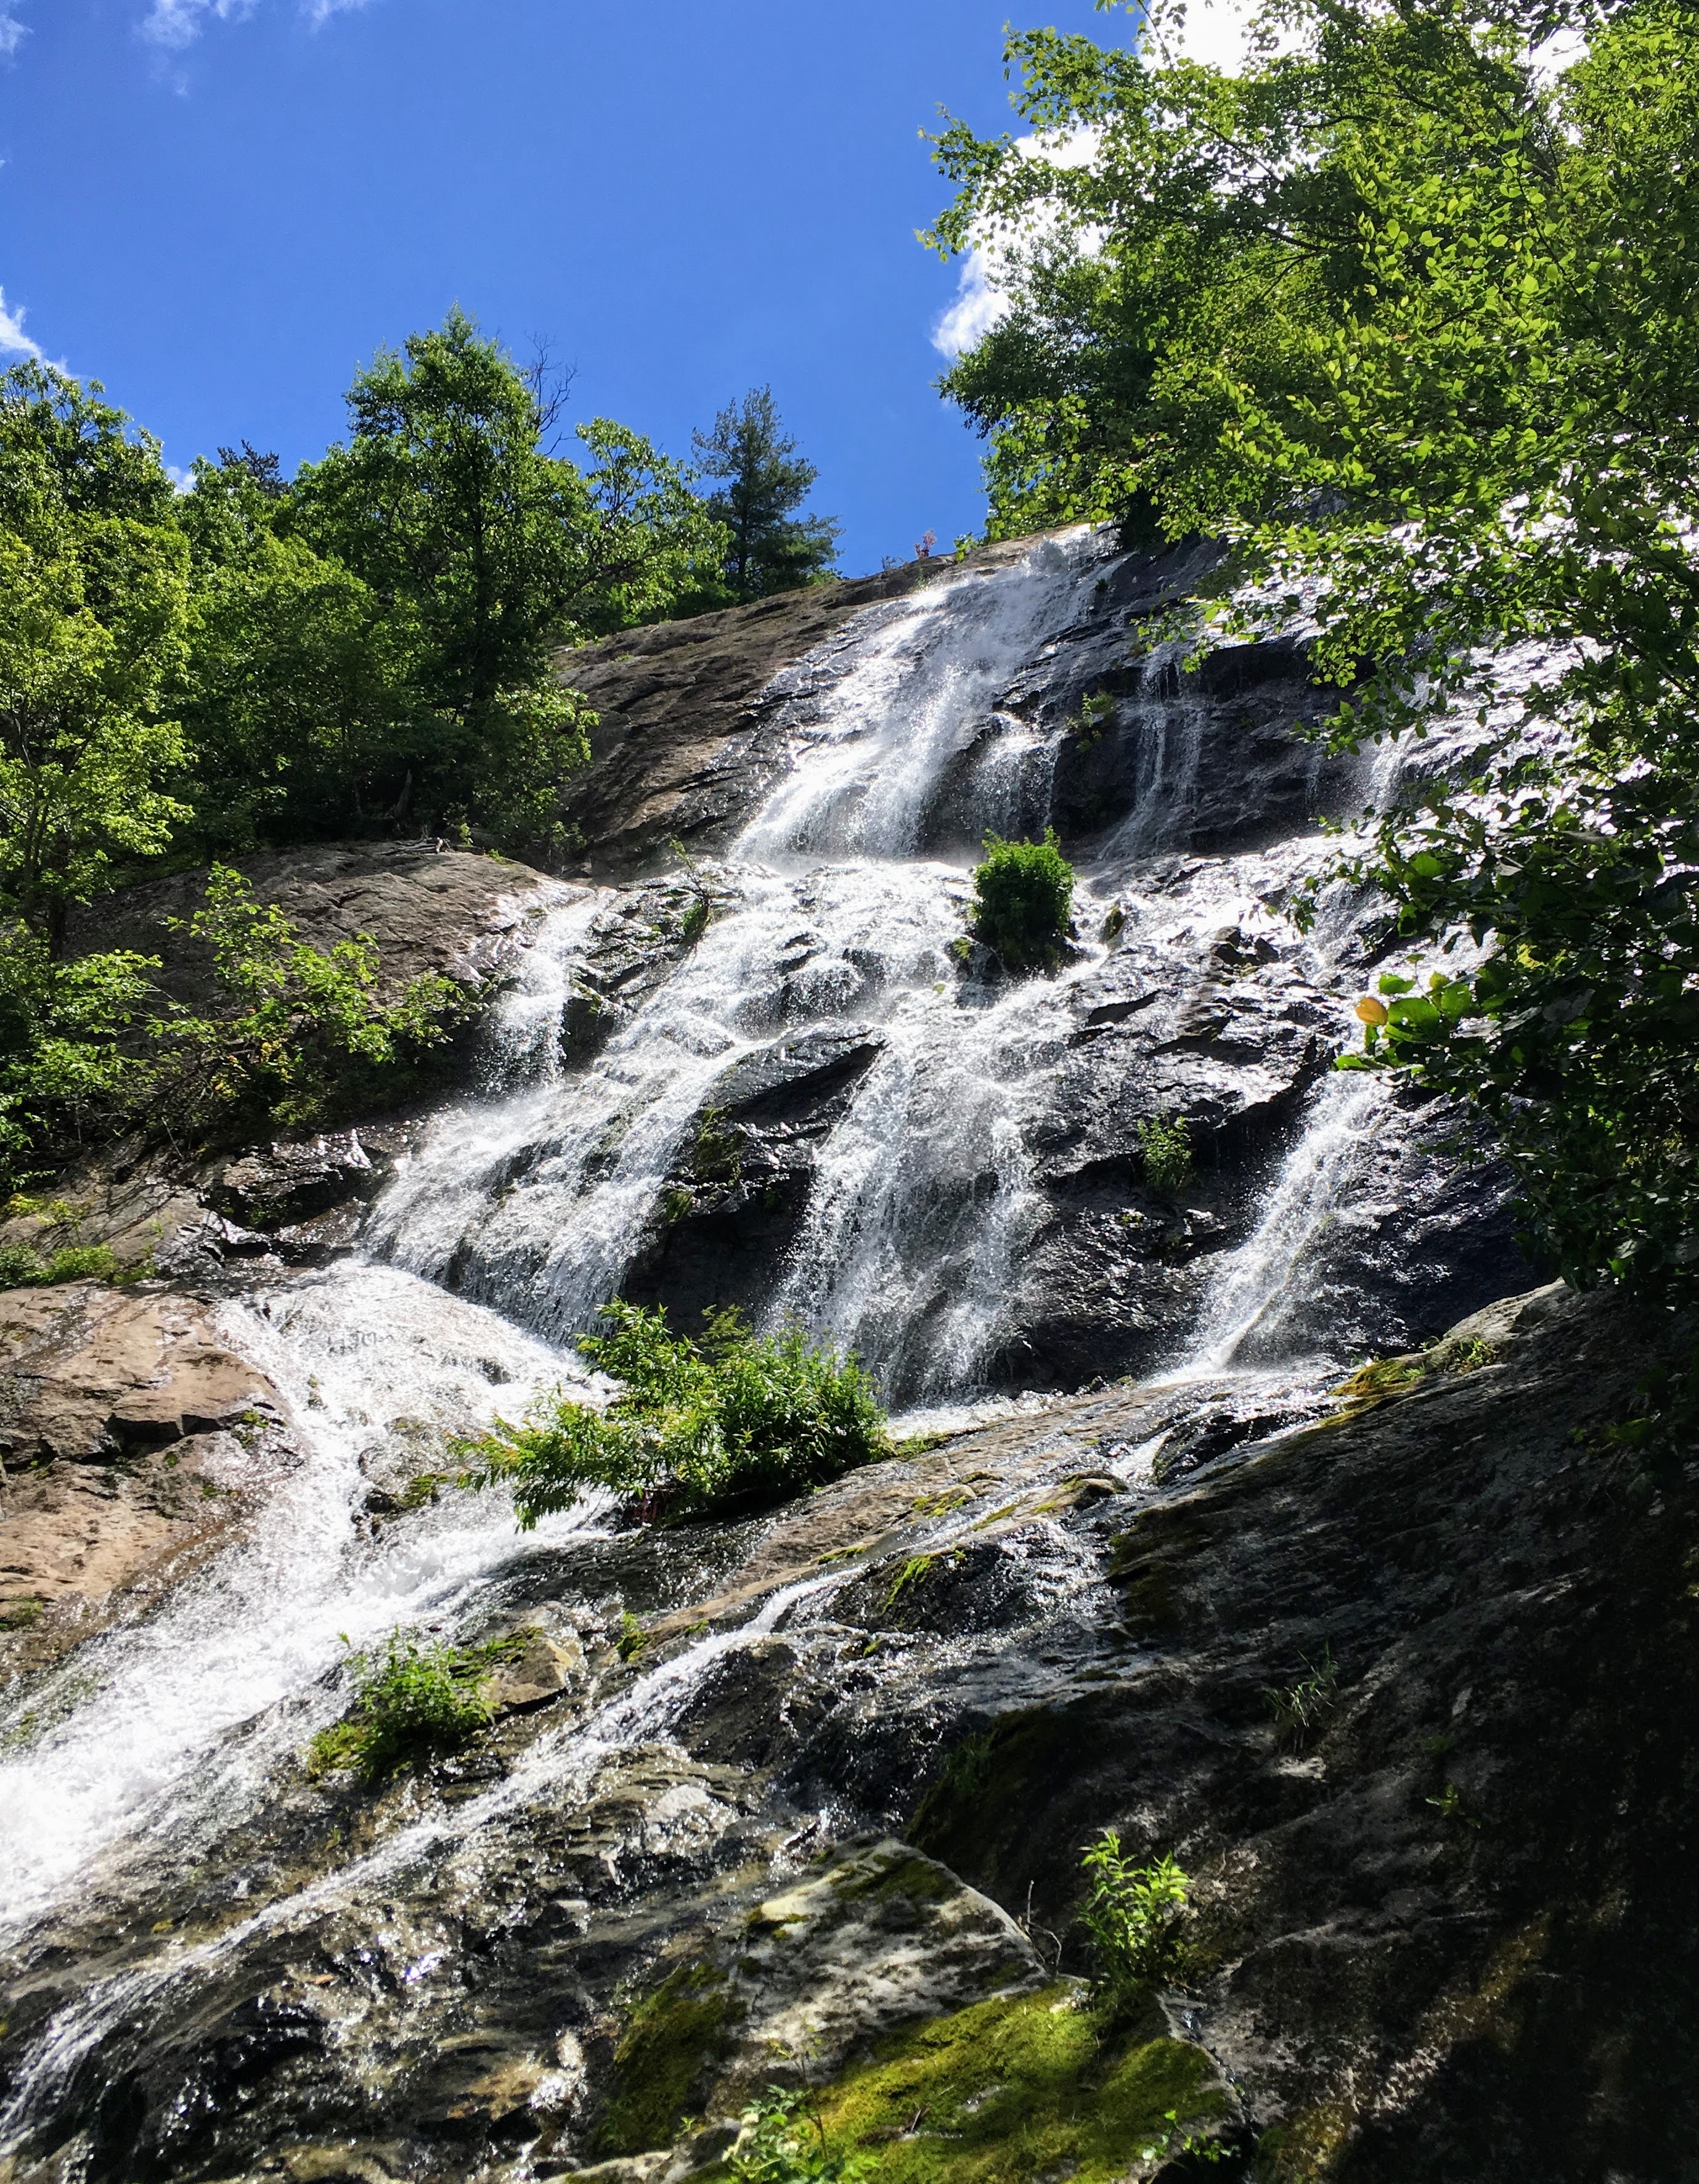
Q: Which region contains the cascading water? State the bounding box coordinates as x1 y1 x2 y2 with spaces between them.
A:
0 527 1526 2175
365 530 1120 1393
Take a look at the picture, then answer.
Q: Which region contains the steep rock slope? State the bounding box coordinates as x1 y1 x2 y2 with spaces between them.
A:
1 1284 1690 2183
0 530 1606 2184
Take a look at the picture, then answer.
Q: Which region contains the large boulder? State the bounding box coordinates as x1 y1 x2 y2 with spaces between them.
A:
65 842 565 1010
0 1282 295 1664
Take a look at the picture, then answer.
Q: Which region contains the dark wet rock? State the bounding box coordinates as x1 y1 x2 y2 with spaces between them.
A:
212 1132 377 1229
6 1284 1692 2182
621 1026 886 1327
910 539 1354 862
553 882 716 1068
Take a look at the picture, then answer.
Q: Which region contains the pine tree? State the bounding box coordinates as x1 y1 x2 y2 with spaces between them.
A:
691 386 839 600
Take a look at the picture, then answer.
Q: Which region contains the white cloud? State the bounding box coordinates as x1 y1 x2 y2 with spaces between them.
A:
0 285 41 358
932 127 1102 359
143 0 253 47
1146 0 1311 73
141 0 370 46
934 253 1005 359
0 9 26 59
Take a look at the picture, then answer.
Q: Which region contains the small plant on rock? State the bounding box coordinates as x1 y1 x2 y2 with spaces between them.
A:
1263 1643 1339 1747
1137 1111 1193 1193
1071 690 1117 747
306 1626 519 1785
730 2087 871 2184
1080 1830 1191 2008
969 830 1075 973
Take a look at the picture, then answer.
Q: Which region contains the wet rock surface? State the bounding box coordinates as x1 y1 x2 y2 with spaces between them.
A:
0 536 1611 2184
556 552 1019 877
0 1283 295 1664
2 1283 1692 2183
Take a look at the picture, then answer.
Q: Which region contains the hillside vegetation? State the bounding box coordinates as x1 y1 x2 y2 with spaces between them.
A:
933 0 1699 1309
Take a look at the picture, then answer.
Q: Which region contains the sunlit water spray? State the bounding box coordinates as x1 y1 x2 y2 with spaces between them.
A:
0 525 1504 2119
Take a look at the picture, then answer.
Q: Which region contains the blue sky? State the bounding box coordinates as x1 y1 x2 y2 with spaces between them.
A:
0 0 1121 575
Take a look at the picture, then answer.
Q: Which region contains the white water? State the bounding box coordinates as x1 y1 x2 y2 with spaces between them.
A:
0 1265 602 1937
0 527 1442 2020
365 533 1117 1389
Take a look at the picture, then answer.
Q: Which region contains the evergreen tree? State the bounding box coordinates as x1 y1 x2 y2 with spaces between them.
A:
691 386 839 600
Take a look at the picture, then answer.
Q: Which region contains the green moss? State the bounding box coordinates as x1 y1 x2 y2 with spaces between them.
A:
815 1984 1222 2183
886 1553 938 1616
595 1959 739 2156
1329 1356 1425 1415
1116 1560 1182 1636
829 1853 955 1908
1253 2100 1353 2182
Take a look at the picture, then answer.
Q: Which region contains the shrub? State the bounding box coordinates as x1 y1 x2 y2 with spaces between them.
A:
461 1301 890 1526
1137 1111 1193 1194
306 1626 519 1785
0 1241 121 1288
1080 1830 1190 2006
0 867 468 1193
969 830 1075 973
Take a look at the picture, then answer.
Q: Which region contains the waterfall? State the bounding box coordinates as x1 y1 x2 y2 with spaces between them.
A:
0 525 1511 2097
362 530 1115 1392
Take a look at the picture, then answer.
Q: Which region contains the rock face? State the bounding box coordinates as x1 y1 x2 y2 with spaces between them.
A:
555 553 1012 877
0 538 1623 2184
0 1283 294 1662
65 842 561 1008
4 1283 1692 2184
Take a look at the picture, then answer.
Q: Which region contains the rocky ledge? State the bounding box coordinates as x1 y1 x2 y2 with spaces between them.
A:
0 1283 297 1671
3 1279 1693 2184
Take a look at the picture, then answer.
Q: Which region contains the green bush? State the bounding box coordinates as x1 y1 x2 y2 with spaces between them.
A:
461 1301 890 1526
306 1626 518 1785
0 1241 120 1288
0 866 467 1193
969 830 1075 973
1080 1831 1190 2008
1136 1112 1193 1195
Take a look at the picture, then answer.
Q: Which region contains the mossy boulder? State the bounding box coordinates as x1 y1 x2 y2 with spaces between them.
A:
814 1983 1229 2184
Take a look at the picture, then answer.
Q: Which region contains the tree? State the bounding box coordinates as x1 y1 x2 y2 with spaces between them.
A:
0 361 190 951
175 455 418 848
691 386 839 600
288 308 726 840
929 0 1699 1301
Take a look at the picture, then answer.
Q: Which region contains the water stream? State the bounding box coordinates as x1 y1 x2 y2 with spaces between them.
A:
0 528 1478 2166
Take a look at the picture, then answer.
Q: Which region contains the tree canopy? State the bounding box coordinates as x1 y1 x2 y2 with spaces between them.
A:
931 0 1699 1300
0 314 734 1192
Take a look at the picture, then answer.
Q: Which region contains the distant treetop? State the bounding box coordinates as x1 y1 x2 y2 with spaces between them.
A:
691 385 839 602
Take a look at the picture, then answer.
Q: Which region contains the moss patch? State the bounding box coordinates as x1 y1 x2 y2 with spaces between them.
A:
594 1958 738 2156
828 1852 955 1908
815 1983 1223 2183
